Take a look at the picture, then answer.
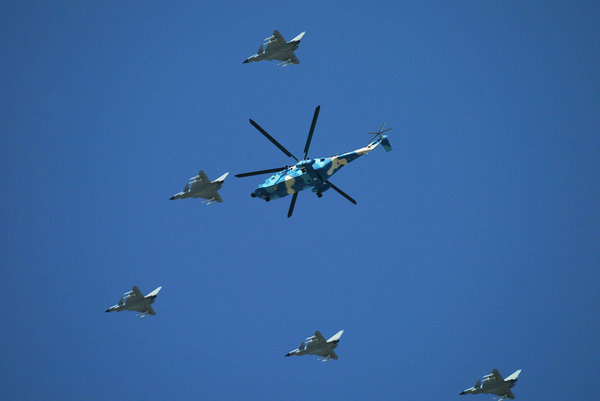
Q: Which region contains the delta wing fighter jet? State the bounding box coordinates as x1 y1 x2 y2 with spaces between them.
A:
285 330 343 361
170 170 229 204
460 369 522 400
105 286 162 317
243 30 305 66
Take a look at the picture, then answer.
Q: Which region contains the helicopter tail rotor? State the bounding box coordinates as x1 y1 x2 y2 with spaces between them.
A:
368 123 392 138
367 123 393 152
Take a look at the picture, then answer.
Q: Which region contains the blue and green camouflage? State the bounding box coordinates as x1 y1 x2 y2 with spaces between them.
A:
251 134 392 201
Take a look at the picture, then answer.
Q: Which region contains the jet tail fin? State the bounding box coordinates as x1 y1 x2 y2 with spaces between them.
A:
327 330 344 342
258 44 264 53
145 286 162 298
212 172 229 183
290 31 305 42
505 369 522 381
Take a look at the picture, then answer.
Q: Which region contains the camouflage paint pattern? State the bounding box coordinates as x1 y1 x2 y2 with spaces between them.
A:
252 135 391 201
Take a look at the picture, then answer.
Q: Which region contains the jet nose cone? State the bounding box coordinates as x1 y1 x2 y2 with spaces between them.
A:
105 309 111 312
285 353 291 357
243 59 249 63
169 196 175 200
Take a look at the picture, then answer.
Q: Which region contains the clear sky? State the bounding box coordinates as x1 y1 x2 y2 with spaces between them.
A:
1 1 599 400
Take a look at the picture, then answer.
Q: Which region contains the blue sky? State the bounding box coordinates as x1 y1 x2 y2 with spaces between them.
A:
1 1 599 400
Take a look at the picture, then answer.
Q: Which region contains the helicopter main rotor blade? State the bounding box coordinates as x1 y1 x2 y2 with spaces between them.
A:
235 167 287 178
325 180 357 205
287 192 298 218
303 105 320 160
249 119 299 162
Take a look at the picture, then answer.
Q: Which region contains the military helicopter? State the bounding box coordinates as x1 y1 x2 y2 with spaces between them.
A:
236 106 392 217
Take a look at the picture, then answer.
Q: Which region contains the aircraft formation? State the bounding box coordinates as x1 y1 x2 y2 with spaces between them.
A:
105 30 523 400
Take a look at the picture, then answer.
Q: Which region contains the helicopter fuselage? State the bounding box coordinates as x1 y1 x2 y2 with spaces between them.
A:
252 136 389 201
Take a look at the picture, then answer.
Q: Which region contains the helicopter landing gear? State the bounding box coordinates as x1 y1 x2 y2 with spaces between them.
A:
317 191 323 198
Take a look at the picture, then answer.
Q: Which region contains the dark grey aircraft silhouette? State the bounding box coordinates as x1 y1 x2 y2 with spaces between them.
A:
460 369 522 400
170 170 228 204
285 330 343 361
105 286 161 318
243 30 305 67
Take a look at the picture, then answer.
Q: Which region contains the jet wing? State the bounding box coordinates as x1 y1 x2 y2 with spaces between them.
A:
130 286 144 300
267 30 287 50
273 51 300 64
197 170 210 183
314 349 338 359
192 170 210 185
289 53 300 64
131 303 156 315
488 387 515 399
211 191 223 203
491 369 505 383
131 303 148 312
199 190 223 203
313 330 328 344
191 170 212 191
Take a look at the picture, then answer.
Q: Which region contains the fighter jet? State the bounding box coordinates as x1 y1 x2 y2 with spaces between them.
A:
105 286 162 317
170 170 229 204
285 330 343 361
460 369 522 400
243 30 305 66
